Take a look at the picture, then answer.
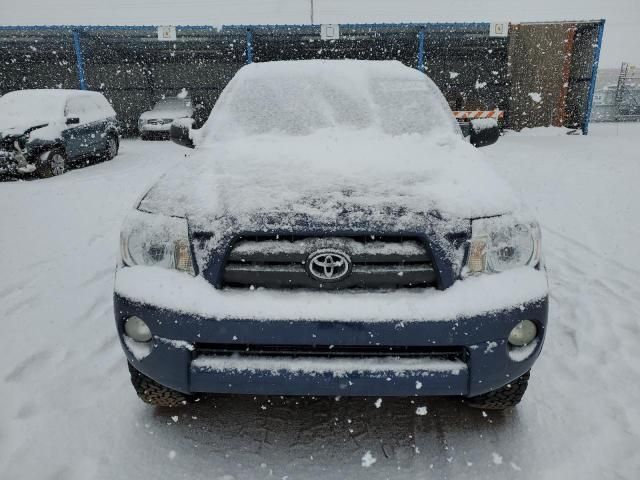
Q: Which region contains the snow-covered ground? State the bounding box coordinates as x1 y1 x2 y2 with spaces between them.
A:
1 124 639 479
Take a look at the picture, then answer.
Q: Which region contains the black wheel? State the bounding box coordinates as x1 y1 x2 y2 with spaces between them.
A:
466 371 530 410
105 134 119 160
128 362 193 407
37 149 66 178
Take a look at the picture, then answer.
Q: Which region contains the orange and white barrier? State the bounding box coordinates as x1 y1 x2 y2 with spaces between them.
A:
453 110 504 120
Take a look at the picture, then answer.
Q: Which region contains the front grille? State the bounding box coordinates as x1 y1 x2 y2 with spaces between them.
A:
195 343 466 362
222 235 437 290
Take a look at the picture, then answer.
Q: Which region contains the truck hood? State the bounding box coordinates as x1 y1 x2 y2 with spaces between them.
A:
138 130 520 233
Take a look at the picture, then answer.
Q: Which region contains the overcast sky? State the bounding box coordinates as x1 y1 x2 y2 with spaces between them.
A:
1 0 638 68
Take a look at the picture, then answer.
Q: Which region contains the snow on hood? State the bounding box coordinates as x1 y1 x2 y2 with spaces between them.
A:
139 108 192 120
0 89 66 137
0 121 49 138
138 60 521 252
140 98 193 120
138 129 520 232
0 121 66 143
139 60 520 233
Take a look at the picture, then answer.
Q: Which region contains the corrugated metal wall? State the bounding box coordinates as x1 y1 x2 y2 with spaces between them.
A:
0 22 603 134
80 28 247 129
423 25 510 115
508 22 602 130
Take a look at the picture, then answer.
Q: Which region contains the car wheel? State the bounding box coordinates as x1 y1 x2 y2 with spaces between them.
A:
105 134 119 160
37 149 66 178
466 370 530 410
128 362 195 407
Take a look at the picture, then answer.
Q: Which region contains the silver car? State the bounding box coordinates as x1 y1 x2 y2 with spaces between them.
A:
139 96 193 140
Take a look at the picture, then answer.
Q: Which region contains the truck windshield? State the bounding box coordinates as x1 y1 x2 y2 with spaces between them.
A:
200 60 460 142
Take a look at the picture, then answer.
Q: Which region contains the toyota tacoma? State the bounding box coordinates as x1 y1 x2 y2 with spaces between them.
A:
115 60 548 410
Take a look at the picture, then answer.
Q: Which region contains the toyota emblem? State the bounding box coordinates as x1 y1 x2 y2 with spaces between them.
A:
306 249 352 282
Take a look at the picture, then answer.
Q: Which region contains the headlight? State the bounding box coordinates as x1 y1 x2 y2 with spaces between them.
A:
464 216 541 275
124 316 152 342
508 320 538 347
120 210 195 275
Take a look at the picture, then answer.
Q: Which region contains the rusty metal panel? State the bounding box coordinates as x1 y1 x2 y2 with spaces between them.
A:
565 23 601 130
507 23 578 130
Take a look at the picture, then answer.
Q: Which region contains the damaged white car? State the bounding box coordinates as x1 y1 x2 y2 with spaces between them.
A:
0 89 119 178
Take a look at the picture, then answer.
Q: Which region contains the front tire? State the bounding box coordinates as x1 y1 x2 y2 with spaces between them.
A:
37 149 66 178
128 362 193 407
466 371 530 410
105 134 119 160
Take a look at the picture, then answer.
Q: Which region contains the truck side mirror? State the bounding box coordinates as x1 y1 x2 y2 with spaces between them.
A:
469 119 500 148
170 118 195 149
66 116 80 125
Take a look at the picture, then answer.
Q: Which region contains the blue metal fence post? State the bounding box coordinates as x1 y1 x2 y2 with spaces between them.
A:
417 29 425 71
72 29 87 90
583 19 605 135
246 28 254 64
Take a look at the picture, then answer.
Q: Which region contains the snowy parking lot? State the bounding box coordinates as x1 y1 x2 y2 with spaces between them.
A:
1 123 639 479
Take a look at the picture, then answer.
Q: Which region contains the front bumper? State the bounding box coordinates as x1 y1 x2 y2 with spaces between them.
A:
114 268 549 398
0 149 36 176
139 123 172 133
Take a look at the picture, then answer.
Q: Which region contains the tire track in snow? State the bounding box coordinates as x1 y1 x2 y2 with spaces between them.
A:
1 293 39 317
543 224 640 277
4 349 53 383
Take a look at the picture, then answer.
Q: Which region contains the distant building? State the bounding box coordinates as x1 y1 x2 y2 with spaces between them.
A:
592 63 640 121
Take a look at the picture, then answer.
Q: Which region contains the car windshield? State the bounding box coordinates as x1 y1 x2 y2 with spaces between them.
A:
0 90 66 126
153 98 191 111
201 60 460 142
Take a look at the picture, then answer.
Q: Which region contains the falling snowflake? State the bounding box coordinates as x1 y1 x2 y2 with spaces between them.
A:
361 451 377 467
528 92 543 103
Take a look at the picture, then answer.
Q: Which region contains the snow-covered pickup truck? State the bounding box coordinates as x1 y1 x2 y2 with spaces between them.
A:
0 89 119 178
115 60 548 410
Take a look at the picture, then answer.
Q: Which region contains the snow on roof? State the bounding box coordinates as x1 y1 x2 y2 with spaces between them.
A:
201 60 459 141
0 89 110 134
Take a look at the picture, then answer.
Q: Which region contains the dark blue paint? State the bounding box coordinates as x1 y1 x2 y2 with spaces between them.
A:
417 29 425 71
72 30 87 90
115 293 548 397
583 19 606 135
245 28 254 64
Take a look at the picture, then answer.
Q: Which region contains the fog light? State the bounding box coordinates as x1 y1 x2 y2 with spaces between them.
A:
508 320 537 347
124 316 152 342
